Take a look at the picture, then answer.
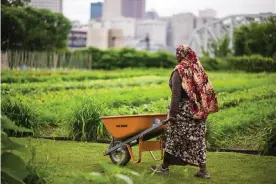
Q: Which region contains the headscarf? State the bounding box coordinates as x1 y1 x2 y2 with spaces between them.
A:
174 44 218 119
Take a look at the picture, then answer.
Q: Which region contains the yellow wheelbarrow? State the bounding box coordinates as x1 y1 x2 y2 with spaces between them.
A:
100 114 168 166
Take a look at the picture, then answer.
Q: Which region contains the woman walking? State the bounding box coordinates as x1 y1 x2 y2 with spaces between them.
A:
151 45 218 178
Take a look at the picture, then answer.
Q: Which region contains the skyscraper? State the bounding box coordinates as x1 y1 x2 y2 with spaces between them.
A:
145 10 159 20
103 0 145 20
90 2 103 20
28 0 63 13
171 13 196 47
122 0 145 19
103 0 123 20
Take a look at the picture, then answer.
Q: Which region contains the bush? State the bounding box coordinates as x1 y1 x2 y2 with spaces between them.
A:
1 115 46 184
66 98 109 141
1 96 38 136
225 55 276 72
199 55 276 72
200 57 223 70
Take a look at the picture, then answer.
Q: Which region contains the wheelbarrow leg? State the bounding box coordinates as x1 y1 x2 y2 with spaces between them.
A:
126 136 164 163
126 142 142 164
148 136 164 161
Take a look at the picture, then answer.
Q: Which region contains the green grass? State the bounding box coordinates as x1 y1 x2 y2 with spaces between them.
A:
14 138 276 184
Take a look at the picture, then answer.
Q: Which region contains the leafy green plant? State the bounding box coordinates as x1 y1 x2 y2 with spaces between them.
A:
1 115 31 184
66 97 109 141
263 114 276 156
23 145 48 184
1 97 38 136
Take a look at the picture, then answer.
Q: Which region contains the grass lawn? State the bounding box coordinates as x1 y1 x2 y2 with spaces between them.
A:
14 138 276 184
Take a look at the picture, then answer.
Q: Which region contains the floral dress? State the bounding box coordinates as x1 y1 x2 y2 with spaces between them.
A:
165 70 207 166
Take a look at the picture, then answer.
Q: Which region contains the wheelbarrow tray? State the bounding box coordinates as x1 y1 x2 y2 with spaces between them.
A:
101 113 168 140
104 119 167 156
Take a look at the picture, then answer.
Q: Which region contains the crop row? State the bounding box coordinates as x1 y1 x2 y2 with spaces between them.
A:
2 76 168 95
1 68 172 83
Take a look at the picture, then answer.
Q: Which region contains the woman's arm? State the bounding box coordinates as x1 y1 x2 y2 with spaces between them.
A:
169 70 182 118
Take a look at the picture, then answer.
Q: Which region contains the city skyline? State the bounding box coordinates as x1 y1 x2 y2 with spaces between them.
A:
63 0 275 23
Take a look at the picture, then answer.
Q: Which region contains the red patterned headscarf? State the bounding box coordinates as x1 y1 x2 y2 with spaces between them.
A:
174 45 218 119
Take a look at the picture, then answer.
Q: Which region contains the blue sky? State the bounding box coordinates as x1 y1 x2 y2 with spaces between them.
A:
63 0 275 23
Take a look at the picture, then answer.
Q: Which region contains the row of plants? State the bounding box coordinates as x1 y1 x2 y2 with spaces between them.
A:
207 98 276 152
1 68 171 84
10 72 274 111
2 76 168 95
2 83 276 153
2 72 275 130
4 70 276 97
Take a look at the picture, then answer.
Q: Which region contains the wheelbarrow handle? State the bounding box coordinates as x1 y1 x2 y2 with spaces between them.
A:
161 119 170 125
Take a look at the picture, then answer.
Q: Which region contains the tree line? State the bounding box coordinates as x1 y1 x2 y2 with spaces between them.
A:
1 0 72 51
206 16 276 58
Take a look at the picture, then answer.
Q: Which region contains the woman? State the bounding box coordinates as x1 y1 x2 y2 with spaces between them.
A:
151 45 218 178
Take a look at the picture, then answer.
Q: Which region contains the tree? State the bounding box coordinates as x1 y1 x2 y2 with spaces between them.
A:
1 0 30 7
209 35 232 57
1 6 72 51
234 16 276 57
201 35 232 57
1 6 26 50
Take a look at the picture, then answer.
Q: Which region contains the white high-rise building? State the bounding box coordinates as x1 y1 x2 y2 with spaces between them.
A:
103 0 123 20
136 20 167 47
122 0 145 19
171 13 196 47
29 0 63 13
103 0 146 20
89 18 136 46
103 18 136 38
198 8 217 18
196 9 217 28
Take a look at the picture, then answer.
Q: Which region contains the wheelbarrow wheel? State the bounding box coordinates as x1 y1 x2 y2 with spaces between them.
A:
109 140 131 166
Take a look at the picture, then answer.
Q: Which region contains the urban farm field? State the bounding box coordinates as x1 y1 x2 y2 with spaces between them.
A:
2 68 276 184
2 68 276 151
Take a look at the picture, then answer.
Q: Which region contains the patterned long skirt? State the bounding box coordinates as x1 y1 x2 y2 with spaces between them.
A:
165 100 207 166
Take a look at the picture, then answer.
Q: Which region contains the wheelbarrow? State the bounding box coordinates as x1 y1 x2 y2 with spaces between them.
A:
100 114 168 166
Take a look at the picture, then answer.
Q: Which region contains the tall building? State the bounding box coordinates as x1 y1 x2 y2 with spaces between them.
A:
86 25 124 49
103 0 123 20
122 0 145 19
196 9 217 28
103 0 145 20
145 10 159 20
198 8 217 18
69 21 88 49
89 18 136 47
90 2 103 20
136 20 167 47
171 13 196 47
103 18 136 38
160 17 173 47
28 0 63 13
